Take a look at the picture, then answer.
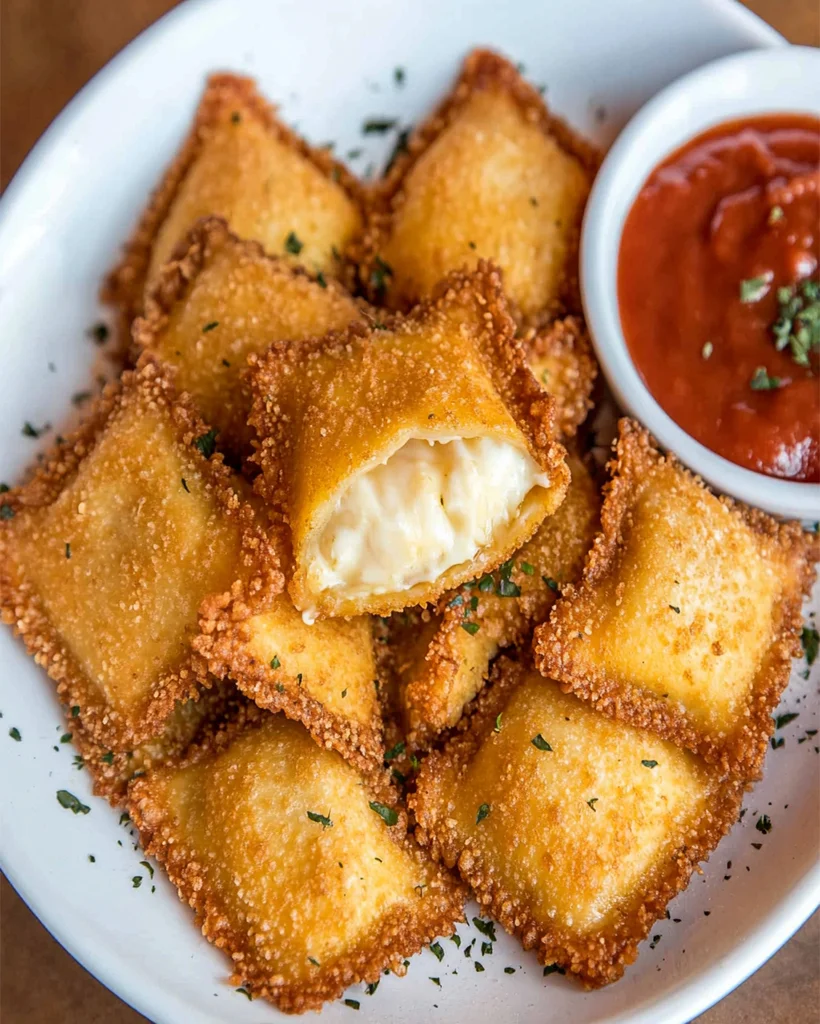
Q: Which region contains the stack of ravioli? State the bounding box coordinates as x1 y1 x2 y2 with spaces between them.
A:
0 50 817 1012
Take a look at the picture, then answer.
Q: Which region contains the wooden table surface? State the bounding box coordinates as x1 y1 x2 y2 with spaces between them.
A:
1 1 818 1021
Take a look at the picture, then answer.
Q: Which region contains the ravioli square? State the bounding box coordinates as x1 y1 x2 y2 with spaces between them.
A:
248 262 569 620
135 217 364 456
360 49 598 321
399 451 600 744
0 362 280 750
410 659 743 986
105 73 364 329
534 419 819 777
129 712 465 1012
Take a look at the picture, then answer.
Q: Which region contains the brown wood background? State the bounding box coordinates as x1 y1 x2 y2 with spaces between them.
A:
0 1 818 1021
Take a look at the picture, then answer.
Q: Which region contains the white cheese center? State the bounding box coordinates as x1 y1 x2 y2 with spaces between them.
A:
306 436 548 607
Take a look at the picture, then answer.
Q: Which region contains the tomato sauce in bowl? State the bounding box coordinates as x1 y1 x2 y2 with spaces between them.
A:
618 114 820 482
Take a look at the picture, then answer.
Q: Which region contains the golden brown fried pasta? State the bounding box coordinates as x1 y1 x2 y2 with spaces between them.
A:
402 451 600 744
134 217 365 457
410 658 744 986
248 262 569 621
105 73 363 329
535 419 819 779
0 361 280 751
523 316 597 438
129 712 465 1012
194 576 384 772
359 49 598 321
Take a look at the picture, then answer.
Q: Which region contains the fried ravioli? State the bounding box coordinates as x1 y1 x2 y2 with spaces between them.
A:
522 316 597 438
105 73 364 329
134 217 365 456
0 362 280 751
128 712 465 1012
360 49 597 321
535 419 819 778
402 451 599 743
248 262 569 620
410 658 743 986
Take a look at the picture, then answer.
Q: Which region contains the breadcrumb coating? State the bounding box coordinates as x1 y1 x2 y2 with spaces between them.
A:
104 73 364 336
0 361 281 751
128 711 465 1013
248 261 569 619
523 316 598 438
401 451 600 745
534 419 819 779
358 48 598 321
134 217 365 457
410 657 744 987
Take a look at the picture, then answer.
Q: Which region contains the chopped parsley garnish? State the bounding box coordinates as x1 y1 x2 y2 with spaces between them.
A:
362 117 397 134
132 876 142 888
370 255 393 297
801 626 819 666
193 427 218 458
476 803 490 824
394 67 405 86
308 956 321 967
181 478 190 493
202 320 219 332
384 741 405 762
369 801 398 826
100 752 115 765
478 574 494 592
0 504 15 520
65 542 71 559
641 759 659 769
88 854 95 863
749 366 781 391
775 712 799 729
8 727 21 741
531 734 552 751
71 705 80 717
140 860 154 879
461 621 480 635
739 272 772 304
669 605 680 614
504 966 516 974
385 127 411 174
365 980 379 995
430 941 444 961
701 340 714 360
586 797 599 812
235 987 252 1000
344 998 360 1009
755 814 772 834
22 421 46 438
430 976 441 987
448 594 463 608
497 578 521 598
57 790 90 814
270 655 281 670
88 322 109 344
450 934 461 948
60 733 71 743
284 231 304 255
543 964 565 976
770 278 820 368
307 810 333 829
520 561 535 575
316 271 327 288
771 736 785 749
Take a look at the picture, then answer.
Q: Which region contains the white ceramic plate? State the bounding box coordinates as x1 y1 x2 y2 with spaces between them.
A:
0 2 817 1023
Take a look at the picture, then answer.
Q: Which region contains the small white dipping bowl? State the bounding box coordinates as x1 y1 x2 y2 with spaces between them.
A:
581 46 820 520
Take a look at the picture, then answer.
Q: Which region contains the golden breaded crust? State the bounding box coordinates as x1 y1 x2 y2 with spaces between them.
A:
248 260 569 619
357 48 599 321
0 361 282 751
534 418 819 779
194 571 384 773
104 73 364 339
133 216 366 457
523 316 598 438
410 658 744 987
403 451 600 744
128 712 465 1012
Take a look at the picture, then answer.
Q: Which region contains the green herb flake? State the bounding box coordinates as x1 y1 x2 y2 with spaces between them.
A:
771 736 785 749
71 705 80 717
365 980 380 995
22 421 45 438
316 271 327 288
519 561 535 575
140 860 154 879
284 231 304 255
307 810 333 829
202 320 219 332
429 976 441 987
270 655 281 670
587 797 599 812
749 366 781 391
755 814 772 834
641 759 659 769
543 964 565 976
450 934 461 948
775 712 799 729
344 998 360 1009
472 917 496 941
362 118 397 134
474 962 485 973
494 713 503 733
394 67 405 87
370 255 394 296
531 734 552 751
88 322 109 344
543 576 559 592
9 727 21 741
100 751 115 765
476 802 490 824
369 801 398 826
497 578 521 598
430 941 444 961
478 574 495 592
56 790 90 814
384 741 405 762
236 987 252 1000
308 956 321 967
461 621 480 635
740 273 772 303
132 876 142 888
481 941 493 956
60 733 72 743
88 854 96 863
0 504 13 521
669 605 680 614
504 966 516 974
801 626 819 666
193 427 218 458
768 205 784 224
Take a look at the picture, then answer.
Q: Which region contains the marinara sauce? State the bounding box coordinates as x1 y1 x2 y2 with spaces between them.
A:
618 114 820 482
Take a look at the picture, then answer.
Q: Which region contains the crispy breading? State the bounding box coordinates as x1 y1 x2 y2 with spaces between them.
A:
522 316 598 438
410 658 744 987
358 49 598 321
0 361 281 751
194 569 384 772
128 711 465 1013
71 678 241 806
104 73 364 333
134 217 366 457
402 451 600 744
534 419 819 779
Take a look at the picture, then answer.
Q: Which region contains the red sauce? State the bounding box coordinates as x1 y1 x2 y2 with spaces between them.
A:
618 113 820 482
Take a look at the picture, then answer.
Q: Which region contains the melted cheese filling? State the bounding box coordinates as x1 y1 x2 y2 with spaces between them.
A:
305 436 548 613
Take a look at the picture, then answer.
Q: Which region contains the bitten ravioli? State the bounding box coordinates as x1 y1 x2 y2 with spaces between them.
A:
105 73 363 328
248 262 569 620
410 659 743 986
0 362 280 750
534 419 819 778
400 451 600 743
135 217 365 456
360 49 597 320
129 711 465 1012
